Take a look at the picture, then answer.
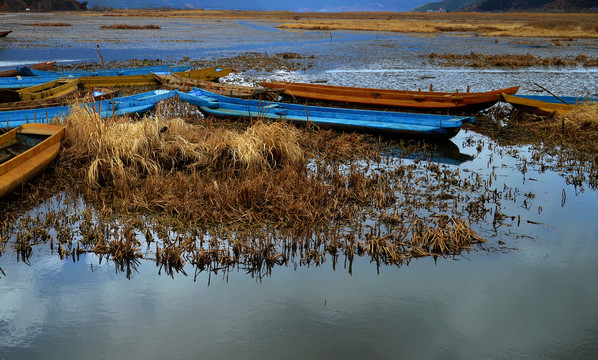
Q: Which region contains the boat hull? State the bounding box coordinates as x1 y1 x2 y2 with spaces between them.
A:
177 89 472 140
0 89 176 128
0 123 65 199
501 93 598 116
261 81 519 113
17 78 79 101
0 61 56 78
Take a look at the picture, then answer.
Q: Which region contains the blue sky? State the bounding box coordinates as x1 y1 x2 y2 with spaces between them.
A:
85 0 431 12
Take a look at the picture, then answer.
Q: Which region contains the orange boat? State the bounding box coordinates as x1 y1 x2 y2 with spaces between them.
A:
0 61 56 78
261 81 519 113
0 123 65 199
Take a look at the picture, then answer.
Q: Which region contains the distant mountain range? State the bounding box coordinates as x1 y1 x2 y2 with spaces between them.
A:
413 0 597 12
0 0 86 10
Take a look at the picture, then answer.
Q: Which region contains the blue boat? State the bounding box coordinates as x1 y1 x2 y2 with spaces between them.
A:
17 64 191 77
0 75 70 90
0 89 176 128
176 89 473 139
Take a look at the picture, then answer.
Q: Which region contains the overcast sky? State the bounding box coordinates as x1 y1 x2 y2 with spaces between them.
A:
85 0 431 12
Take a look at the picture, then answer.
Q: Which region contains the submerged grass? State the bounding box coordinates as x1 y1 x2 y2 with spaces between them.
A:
427 53 598 68
1 102 507 277
100 24 161 30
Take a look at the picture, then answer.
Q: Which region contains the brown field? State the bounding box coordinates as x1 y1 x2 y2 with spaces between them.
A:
76 10 598 38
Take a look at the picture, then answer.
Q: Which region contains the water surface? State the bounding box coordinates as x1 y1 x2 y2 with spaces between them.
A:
1 14 597 359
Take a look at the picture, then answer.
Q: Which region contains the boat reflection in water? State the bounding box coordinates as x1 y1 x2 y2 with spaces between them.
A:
384 138 474 166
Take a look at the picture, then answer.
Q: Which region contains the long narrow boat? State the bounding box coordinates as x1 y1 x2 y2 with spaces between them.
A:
0 88 120 111
0 123 65 199
17 78 79 101
153 72 267 98
500 93 598 116
78 66 232 88
0 66 232 89
0 89 176 128
0 30 12 38
177 89 473 139
0 75 69 90
0 61 56 78
260 81 520 112
18 64 191 77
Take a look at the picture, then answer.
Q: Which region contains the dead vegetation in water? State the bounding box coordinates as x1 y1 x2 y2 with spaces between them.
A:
100 24 161 30
2 102 529 278
427 52 598 68
25 23 72 26
474 104 598 189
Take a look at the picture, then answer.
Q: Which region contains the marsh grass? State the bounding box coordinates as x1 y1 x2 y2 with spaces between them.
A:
100 24 161 30
1 102 509 277
427 52 598 68
474 104 598 189
25 23 72 26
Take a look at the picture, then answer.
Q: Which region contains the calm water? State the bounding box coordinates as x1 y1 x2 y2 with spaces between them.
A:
1 13 598 360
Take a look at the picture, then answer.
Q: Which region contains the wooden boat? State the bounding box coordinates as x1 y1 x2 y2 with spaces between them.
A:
0 89 176 128
0 66 231 90
177 89 473 139
153 72 267 98
78 66 232 88
0 61 56 78
18 64 191 77
0 88 120 111
500 93 598 116
17 78 79 101
0 30 11 38
0 123 65 199
260 81 520 112
0 75 69 90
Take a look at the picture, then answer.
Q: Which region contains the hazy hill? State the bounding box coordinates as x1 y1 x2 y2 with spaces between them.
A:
0 0 87 11
413 0 597 11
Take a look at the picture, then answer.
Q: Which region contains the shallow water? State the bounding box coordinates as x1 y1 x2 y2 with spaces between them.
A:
1 14 598 359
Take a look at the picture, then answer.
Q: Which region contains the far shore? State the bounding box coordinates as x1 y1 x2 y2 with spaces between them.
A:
63 10 598 38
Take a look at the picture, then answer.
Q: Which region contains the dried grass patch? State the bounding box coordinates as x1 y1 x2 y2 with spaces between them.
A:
427 52 598 68
100 24 161 30
25 23 72 26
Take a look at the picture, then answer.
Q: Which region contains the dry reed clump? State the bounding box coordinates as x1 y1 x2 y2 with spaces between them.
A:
61 105 304 190
100 24 161 30
25 23 72 26
427 52 598 68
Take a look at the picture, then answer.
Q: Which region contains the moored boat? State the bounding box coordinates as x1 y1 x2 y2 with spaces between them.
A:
0 61 56 78
0 75 68 90
0 89 176 129
0 30 11 37
0 123 65 199
0 87 120 111
177 89 473 139
500 93 598 116
154 72 267 98
260 81 519 112
17 78 79 101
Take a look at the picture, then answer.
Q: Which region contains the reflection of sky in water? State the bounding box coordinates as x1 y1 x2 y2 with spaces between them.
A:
1 15 598 359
